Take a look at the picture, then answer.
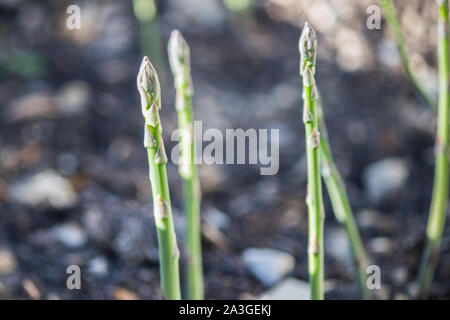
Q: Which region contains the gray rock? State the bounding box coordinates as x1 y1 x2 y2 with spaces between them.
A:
10 170 77 210
204 207 229 230
113 215 158 263
229 194 254 217
259 278 309 300
368 237 394 254
363 157 409 203
57 152 79 175
357 209 398 233
88 256 108 278
55 81 91 115
325 227 353 268
51 222 87 248
392 267 408 285
242 248 294 286
82 205 117 246
0 248 17 275
377 39 402 68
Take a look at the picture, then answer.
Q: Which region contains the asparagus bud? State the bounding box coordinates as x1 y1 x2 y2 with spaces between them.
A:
168 30 193 96
137 56 161 112
299 22 317 74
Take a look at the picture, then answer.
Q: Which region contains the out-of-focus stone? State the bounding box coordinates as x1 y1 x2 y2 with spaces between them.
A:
10 170 77 210
377 39 402 68
113 287 140 300
204 207 230 230
362 158 409 203
325 227 352 268
112 215 158 263
368 237 394 254
242 248 294 286
22 279 41 300
7 93 57 122
334 27 374 72
0 249 17 275
259 277 309 300
52 222 87 248
88 256 108 278
357 209 398 233
82 205 117 246
55 81 91 115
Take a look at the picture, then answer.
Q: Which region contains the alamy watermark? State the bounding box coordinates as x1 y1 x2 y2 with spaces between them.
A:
170 121 280 176
366 4 381 30
66 265 81 290
66 5 81 30
366 264 381 290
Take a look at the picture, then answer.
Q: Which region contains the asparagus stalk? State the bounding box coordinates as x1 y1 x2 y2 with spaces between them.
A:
380 0 435 110
316 96 370 299
168 30 204 300
299 22 325 300
132 0 164 71
418 0 450 299
137 56 181 300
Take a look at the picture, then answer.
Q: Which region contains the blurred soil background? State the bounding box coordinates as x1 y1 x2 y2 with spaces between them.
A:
0 0 449 299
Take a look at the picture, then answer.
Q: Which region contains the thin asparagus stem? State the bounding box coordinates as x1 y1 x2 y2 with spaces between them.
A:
168 30 204 300
137 56 181 300
132 0 164 70
316 96 370 299
418 0 450 299
380 0 435 110
299 22 325 300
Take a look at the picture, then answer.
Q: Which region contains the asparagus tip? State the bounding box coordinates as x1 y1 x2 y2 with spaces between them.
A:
168 29 190 73
299 21 317 74
137 56 161 111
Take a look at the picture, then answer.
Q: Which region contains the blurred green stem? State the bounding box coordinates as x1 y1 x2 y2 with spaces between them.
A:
133 0 164 71
380 0 435 110
168 31 204 300
316 97 370 299
418 0 450 299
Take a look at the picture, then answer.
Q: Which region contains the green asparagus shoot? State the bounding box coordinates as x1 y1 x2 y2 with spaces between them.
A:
137 56 181 300
299 22 325 300
380 0 435 110
168 30 204 300
418 0 450 299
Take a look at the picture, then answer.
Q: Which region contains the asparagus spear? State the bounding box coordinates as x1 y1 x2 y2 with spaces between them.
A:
380 0 435 110
418 0 450 299
132 0 164 71
168 30 204 300
137 56 181 300
299 22 325 300
316 96 370 299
